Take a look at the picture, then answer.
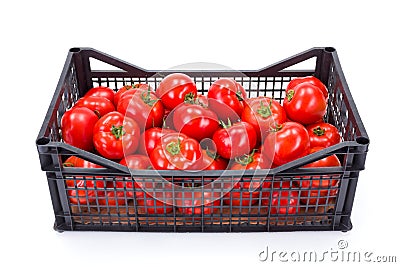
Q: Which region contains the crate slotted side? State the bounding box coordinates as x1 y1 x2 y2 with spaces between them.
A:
36 47 369 232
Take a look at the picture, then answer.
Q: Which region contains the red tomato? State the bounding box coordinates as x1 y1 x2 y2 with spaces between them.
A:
212 121 257 159
119 155 152 198
223 151 268 206
61 107 98 151
241 97 287 144
306 122 341 148
156 73 197 110
117 88 165 131
200 149 228 171
114 84 149 107
208 78 247 121
262 122 310 166
74 96 115 117
150 133 203 170
297 147 341 205
173 101 219 142
137 127 176 156
286 76 328 99
85 86 115 103
262 182 299 215
64 156 106 205
93 111 140 159
176 191 221 215
283 83 327 125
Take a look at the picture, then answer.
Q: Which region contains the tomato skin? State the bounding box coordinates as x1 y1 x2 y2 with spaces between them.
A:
173 103 219 142
138 127 176 156
306 122 341 148
297 147 341 205
283 83 327 125
262 122 310 166
93 111 140 159
156 73 197 110
117 89 165 131
150 133 203 170
200 149 228 171
176 191 221 215
287 76 328 99
262 182 299 215
212 121 257 159
208 78 247 122
74 96 115 117
61 107 99 151
64 156 106 205
114 84 149 107
241 97 287 144
85 86 115 103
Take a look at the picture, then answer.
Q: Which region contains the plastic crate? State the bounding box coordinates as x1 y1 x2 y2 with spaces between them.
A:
36 47 369 232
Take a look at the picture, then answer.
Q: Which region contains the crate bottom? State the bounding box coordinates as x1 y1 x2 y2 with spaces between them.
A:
53 203 353 232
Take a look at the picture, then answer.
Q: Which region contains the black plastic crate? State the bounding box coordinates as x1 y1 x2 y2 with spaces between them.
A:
36 47 369 232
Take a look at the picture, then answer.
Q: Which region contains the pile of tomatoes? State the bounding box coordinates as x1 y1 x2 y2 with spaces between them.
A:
61 73 342 215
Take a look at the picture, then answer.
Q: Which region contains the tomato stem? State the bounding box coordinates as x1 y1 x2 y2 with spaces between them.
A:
141 88 158 106
166 140 181 156
111 125 125 139
286 89 295 102
205 147 219 160
257 100 273 118
269 123 283 132
313 126 326 136
235 150 255 166
236 90 244 101
219 118 232 129
184 92 196 104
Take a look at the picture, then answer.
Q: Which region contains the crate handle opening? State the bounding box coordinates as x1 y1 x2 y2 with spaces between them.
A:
324 47 336 53
356 136 369 145
36 137 50 146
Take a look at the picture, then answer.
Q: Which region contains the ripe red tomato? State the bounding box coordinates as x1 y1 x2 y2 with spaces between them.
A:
176 191 221 215
64 156 106 205
262 181 299 215
117 88 165 131
119 154 152 198
61 107 99 151
208 78 247 121
286 76 328 99
74 96 115 117
85 86 115 103
156 73 197 110
241 97 287 144
150 133 203 170
200 149 228 171
306 122 341 148
93 111 140 159
114 84 149 107
262 122 310 166
283 83 327 125
297 147 341 205
212 121 257 159
138 127 176 156
173 101 219 142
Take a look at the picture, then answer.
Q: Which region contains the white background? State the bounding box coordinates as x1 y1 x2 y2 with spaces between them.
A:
1 0 399 266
